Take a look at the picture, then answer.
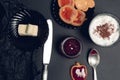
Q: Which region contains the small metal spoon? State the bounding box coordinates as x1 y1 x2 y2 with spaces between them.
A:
88 49 100 80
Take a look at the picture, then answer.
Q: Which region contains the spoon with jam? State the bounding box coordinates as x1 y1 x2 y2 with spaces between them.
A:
88 49 100 80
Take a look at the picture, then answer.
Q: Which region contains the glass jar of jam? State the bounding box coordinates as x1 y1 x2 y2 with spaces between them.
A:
61 37 82 58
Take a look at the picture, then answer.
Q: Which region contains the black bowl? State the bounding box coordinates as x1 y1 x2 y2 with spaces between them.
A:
8 9 49 50
51 0 94 29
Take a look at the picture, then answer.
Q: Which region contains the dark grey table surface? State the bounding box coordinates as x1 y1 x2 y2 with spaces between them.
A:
2 0 120 80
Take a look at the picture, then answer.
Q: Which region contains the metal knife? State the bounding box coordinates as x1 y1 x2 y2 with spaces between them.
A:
43 19 53 80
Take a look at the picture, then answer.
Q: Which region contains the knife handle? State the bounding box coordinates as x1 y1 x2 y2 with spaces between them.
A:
43 64 48 80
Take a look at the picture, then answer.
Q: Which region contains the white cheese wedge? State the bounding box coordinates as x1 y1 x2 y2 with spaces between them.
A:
18 24 38 37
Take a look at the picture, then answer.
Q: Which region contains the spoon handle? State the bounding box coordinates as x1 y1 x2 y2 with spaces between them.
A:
93 67 97 80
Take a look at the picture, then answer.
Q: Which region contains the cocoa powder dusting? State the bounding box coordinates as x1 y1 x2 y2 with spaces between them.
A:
94 23 114 39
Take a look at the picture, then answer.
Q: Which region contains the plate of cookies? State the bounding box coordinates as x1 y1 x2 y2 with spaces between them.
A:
51 0 95 29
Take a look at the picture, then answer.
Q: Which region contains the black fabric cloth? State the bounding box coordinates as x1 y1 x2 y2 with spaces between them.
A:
0 0 43 80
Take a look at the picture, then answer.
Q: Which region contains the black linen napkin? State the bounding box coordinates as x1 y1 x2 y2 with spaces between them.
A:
0 0 43 80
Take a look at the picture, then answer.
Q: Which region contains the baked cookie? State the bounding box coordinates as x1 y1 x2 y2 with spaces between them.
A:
72 10 86 26
58 0 74 7
74 0 95 11
87 0 95 8
59 5 77 24
74 0 88 11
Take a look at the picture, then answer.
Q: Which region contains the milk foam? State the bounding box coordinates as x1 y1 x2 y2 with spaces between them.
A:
89 14 120 46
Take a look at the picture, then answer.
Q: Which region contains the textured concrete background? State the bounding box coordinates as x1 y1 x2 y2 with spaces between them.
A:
20 0 120 80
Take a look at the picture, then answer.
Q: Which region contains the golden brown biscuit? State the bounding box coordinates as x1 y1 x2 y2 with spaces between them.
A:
87 0 95 8
74 0 88 11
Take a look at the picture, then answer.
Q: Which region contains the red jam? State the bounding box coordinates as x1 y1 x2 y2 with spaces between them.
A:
59 0 73 7
61 7 74 21
90 49 97 55
62 37 81 57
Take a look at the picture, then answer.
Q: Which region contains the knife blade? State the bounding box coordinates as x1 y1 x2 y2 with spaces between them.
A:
43 19 53 80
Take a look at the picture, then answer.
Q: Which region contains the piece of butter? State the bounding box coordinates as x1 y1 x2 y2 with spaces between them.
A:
18 24 38 37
